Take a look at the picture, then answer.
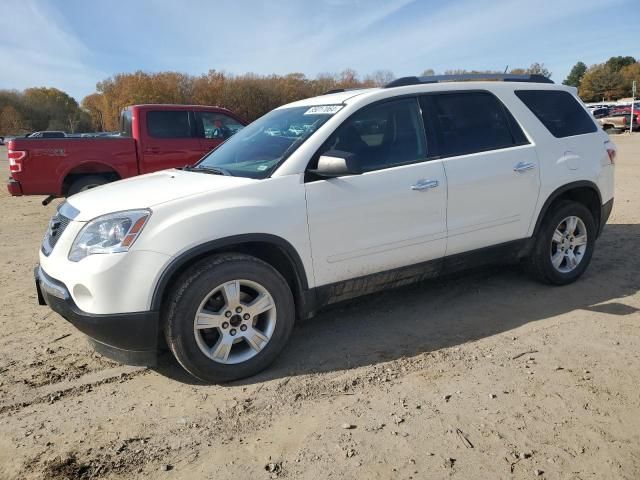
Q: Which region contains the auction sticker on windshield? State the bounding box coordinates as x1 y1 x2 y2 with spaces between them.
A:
304 105 343 115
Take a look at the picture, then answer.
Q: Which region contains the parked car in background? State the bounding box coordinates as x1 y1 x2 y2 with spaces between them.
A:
6 104 246 198
598 112 640 131
28 131 67 138
34 74 615 383
590 107 610 119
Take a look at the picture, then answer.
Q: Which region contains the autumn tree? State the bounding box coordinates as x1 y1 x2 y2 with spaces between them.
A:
579 64 625 101
620 63 640 97
0 105 31 135
563 61 587 88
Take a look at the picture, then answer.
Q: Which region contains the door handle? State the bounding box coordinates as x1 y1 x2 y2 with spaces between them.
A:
513 161 535 173
411 179 439 191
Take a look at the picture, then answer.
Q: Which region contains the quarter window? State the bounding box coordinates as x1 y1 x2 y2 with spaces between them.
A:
318 98 427 172
515 90 597 138
422 92 526 157
147 111 193 138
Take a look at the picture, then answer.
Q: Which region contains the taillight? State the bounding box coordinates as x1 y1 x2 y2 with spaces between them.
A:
8 150 26 173
604 141 616 165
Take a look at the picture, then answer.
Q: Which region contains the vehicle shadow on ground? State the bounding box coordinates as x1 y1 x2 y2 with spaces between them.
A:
153 224 640 385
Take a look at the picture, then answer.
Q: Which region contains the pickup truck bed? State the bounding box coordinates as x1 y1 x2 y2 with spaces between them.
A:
6 104 246 197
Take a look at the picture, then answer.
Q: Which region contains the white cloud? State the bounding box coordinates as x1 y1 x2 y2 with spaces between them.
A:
0 0 105 100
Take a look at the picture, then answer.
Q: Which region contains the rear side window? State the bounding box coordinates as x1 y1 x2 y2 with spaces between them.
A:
147 111 193 138
515 90 597 138
421 92 528 157
120 110 132 137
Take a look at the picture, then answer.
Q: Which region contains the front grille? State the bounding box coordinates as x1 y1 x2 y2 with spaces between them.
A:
41 213 71 256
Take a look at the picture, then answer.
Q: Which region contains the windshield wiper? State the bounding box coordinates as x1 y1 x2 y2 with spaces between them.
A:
183 165 231 176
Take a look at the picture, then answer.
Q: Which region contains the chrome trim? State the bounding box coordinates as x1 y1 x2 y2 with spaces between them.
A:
58 201 80 220
513 161 535 173
411 179 439 191
37 266 69 300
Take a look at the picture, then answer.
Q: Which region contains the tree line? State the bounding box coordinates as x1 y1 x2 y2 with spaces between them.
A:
564 56 639 101
0 58 637 136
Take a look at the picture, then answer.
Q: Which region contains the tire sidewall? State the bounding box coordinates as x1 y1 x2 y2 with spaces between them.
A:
537 202 596 285
165 257 295 383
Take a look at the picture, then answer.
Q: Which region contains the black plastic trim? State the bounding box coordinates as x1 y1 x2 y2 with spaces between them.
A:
310 238 531 310
600 198 614 236
532 181 603 236
385 74 553 88
150 234 310 311
35 266 159 365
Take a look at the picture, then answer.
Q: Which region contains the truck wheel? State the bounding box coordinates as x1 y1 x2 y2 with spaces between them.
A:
163 253 295 383
67 175 110 196
526 200 596 285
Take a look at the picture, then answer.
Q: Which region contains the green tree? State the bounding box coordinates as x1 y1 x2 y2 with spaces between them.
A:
606 56 636 73
563 61 587 87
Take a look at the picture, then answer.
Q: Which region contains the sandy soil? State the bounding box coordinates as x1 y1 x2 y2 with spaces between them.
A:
0 135 639 480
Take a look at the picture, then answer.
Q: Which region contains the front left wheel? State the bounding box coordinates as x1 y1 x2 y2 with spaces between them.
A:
163 254 295 383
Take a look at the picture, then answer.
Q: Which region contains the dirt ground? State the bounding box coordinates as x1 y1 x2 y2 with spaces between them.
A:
0 135 639 480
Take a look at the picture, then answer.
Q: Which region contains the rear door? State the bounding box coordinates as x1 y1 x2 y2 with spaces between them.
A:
139 109 203 173
195 111 245 156
421 91 540 255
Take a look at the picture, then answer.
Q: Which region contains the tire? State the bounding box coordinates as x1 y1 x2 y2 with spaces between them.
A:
163 253 295 383
67 175 110 196
526 200 596 285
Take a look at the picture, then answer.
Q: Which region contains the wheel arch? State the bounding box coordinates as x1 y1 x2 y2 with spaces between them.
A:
533 181 603 237
151 234 313 319
61 162 122 196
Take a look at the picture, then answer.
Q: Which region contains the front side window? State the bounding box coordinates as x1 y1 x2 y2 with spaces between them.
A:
515 90 597 138
316 98 427 172
196 105 340 179
196 112 244 140
147 110 193 138
423 92 524 157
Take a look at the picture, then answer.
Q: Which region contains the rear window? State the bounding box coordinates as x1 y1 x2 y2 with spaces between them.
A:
422 91 528 157
120 110 132 137
515 90 597 138
147 110 193 138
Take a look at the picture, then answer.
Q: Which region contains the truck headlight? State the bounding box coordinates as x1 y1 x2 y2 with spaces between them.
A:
69 210 151 262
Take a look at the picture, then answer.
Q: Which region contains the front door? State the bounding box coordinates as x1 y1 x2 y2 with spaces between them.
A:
305 97 448 287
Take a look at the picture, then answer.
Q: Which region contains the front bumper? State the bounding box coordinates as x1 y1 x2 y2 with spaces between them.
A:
35 266 159 366
7 178 23 196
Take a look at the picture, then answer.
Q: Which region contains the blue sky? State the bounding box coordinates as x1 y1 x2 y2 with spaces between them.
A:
0 0 637 101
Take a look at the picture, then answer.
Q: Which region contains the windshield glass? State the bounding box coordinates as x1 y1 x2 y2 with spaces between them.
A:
195 105 342 178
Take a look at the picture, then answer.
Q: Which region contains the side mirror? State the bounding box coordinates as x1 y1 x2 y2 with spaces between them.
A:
309 150 362 178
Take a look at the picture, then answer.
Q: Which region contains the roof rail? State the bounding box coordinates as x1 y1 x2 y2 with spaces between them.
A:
322 87 365 95
385 73 554 88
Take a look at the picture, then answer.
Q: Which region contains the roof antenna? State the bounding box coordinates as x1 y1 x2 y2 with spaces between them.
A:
503 65 509 74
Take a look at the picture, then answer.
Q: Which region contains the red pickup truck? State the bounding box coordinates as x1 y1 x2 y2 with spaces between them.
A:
6 104 246 199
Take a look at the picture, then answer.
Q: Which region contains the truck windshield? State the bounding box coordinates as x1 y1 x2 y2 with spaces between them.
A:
195 105 342 179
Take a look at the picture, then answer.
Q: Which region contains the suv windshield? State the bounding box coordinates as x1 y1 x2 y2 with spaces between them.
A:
195 105 342 179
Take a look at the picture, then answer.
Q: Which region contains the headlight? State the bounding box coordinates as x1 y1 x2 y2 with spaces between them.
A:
69 209 151 262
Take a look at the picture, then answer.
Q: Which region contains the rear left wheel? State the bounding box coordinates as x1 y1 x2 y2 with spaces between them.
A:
163 254 295 383
526 200 596 285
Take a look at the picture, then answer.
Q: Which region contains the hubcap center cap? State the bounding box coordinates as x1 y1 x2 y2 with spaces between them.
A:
229 314 242 328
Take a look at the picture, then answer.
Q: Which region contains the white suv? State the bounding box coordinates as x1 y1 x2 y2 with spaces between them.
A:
35 74 615 383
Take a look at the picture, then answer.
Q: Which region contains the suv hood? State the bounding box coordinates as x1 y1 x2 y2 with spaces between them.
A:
66 169 255 221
